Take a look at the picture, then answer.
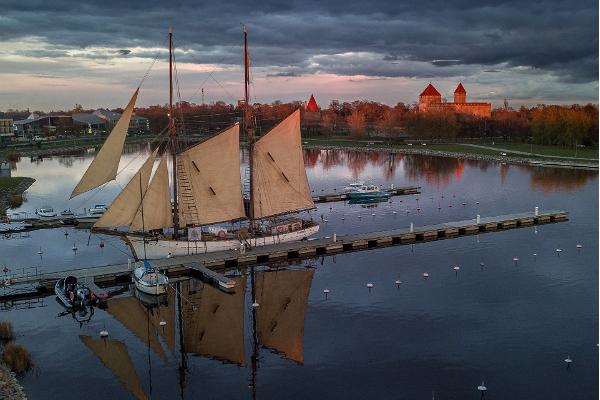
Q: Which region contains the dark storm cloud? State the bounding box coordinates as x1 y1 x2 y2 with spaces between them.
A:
0 0 597 82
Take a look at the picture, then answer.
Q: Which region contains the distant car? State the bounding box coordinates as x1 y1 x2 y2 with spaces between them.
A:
32 135 47 142
501 152 507 156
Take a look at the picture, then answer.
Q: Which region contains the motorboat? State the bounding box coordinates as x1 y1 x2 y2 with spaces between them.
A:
60 209 77 224
75 204 107 224
36 207 58 219
133 260 168 296
343 181 365 193
55 276 99 310
6 211 39 222
346 185 391 200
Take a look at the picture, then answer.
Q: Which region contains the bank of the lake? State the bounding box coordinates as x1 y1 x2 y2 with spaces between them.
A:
0 352 28 400
0 177 36 214
302 139 598 170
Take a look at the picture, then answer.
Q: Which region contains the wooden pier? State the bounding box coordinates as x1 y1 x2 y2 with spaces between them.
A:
312 185 420 203
0 210 567 300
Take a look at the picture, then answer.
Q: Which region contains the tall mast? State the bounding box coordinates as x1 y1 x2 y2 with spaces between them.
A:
169 26 180 238
244 25 255 231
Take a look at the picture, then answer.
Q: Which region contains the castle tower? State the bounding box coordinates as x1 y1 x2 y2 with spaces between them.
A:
305 94 320 112
418 84 442 112
454 83 466 104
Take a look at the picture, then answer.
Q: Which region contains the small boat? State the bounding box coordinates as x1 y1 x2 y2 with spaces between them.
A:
55 276 99 309
6 211 39 222
346 185 391 200
75 204 107 224
343 181 365 193
61 209 74 217
133 260 168 296
36 207 58 219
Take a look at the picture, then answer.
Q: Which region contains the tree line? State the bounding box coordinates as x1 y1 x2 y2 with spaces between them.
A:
2 99 597 146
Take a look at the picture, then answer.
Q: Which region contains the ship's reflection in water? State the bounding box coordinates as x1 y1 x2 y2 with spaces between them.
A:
79 267 313 400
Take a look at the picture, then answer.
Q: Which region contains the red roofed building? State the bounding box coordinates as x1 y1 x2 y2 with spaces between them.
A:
305 94 320 112
454 83 466 103
418 83 491 118
418 84 442 112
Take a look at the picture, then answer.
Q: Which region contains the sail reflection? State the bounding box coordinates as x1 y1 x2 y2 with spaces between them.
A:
255 269 314 363
80 335 148 400
181 277 247 365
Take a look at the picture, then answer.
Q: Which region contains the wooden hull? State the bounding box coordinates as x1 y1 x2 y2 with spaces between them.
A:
125 224 320 260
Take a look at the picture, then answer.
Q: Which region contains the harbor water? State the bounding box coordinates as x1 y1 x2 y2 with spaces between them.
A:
1 146 598 399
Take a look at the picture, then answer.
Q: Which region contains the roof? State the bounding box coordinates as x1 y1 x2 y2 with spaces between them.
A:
72 113 106 125
306 94 319 112
454 83 466 94
420 84 441 97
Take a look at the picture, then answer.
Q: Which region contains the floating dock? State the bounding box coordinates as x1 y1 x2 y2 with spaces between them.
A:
0 209 567 300
312 185 420 203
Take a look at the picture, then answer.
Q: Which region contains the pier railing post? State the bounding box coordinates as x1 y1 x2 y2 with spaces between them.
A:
410 222 414 233
535 206 539 216
476 215 480 224
333 233 337 242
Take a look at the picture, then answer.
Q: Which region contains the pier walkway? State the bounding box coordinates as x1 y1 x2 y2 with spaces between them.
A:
0 209 567 299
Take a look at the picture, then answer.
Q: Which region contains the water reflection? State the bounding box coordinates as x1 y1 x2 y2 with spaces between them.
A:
302 149 597 192
526 167 596 192
79 267 315 399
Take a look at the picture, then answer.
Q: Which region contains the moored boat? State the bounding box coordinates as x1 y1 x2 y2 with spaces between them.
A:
133 260 168 295
69 27 319 260
55 275 99 309
346 185 391 200
36 207 58 219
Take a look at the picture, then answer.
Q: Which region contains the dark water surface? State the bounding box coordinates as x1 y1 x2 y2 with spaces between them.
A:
2 147 598 399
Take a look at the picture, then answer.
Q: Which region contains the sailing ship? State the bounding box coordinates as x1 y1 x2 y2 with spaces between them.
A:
70 26 318 260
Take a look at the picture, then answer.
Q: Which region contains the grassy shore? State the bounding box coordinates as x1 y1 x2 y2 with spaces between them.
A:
0 177 36 214
302 138 598 163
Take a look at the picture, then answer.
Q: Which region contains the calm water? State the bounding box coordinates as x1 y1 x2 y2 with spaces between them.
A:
1 147 598 399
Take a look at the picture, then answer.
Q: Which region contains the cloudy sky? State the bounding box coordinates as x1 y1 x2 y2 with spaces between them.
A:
0 0 597 111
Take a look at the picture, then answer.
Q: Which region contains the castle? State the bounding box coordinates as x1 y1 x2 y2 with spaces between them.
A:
418 83 491 118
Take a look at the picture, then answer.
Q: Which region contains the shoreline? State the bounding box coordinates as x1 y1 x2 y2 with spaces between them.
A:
0 345 28 400
303 144 599 171
0 177 36 214
2 134 597 171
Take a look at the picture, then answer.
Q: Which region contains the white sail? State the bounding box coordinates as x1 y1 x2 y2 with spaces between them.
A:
252 109 314 219
80 335 148 400
177 124 245 226
255 269 314 363
71 88 139 198
93 148 158 229
129 154 172 231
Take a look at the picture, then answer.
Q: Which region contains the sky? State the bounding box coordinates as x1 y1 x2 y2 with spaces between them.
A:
0 0 598 111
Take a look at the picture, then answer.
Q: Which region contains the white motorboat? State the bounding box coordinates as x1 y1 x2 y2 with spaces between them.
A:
133 260 168 295
36 207 58 219
6 211 39 222
75 204 107 224
343 181 365 193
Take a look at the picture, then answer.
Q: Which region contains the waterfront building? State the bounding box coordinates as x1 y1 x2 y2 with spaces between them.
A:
418 83 491 118
93 108 150 134
72 113 108 135
13 115 75 138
